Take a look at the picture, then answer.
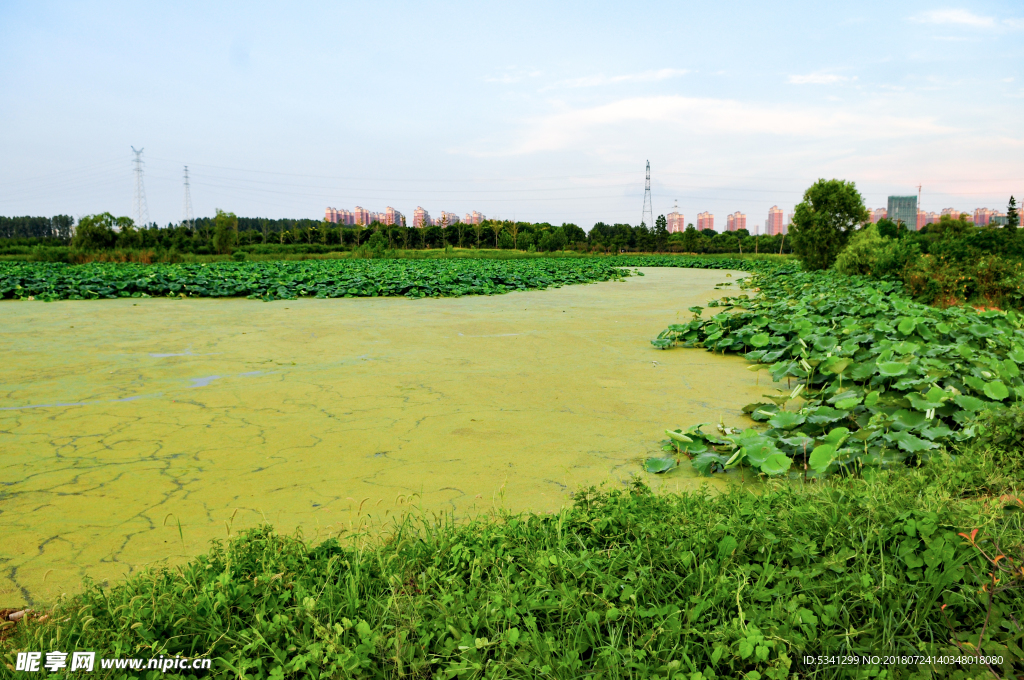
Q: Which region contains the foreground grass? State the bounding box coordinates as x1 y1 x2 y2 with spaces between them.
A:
4 453 1021 679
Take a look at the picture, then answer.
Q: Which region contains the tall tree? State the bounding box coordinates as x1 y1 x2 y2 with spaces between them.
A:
508 221 521 250
490 220 505 248
654 215 669 252
213 209 239 254
789 179 868 270
1007 196 1019 234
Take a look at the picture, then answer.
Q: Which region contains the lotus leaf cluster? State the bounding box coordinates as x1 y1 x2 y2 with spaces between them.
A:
0 259 637 301
648 265 1024 477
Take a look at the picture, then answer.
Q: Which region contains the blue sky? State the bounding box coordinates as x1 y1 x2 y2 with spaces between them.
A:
1 1 1022 231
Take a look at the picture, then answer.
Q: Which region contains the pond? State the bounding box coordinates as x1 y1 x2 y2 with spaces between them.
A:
1 267 763 605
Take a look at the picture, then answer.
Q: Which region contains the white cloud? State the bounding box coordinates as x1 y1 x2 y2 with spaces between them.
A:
546 69 689 90
461 96 955 157
787 73 851 85
910 9 1024 29
912 9 996 27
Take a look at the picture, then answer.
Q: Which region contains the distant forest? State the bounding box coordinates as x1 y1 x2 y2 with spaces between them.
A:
0 214 794 255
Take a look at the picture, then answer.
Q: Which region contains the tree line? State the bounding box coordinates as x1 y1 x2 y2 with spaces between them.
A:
0 212 793 255
0 215 75 240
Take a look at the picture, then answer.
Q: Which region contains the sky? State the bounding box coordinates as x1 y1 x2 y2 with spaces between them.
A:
1 1 1022 232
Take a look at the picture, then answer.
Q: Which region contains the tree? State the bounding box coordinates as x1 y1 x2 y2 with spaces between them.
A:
456 220 467 248
213 209 238 254
72 213 120 249
472 221 484 248
789 179 868 270
552 227 568 251
508 221 521 249
1007 196 1019 234
561 223 586 245
490 220 505 248
654 215 668 252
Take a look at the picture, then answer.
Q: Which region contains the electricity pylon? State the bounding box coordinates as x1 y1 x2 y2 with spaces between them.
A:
641 160 653 229
183 166 195 230
131 146 149 227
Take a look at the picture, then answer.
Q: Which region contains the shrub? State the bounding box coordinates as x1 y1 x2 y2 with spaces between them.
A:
834 223 884 276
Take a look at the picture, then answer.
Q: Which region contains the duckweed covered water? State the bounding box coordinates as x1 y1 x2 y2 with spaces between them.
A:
1 267 763 606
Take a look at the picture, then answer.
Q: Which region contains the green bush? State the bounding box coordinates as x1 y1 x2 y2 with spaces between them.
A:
834 223 884 276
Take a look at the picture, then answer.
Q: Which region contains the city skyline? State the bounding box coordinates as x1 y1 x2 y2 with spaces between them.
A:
1 2 1022 225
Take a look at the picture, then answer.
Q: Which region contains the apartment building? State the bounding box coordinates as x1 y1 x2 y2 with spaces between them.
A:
766 206 785 235
413 207 432 228
697 212 714 231
726 212 746 232
666 211 685 233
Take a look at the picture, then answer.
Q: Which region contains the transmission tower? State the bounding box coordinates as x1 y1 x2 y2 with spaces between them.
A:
131 146 149 227
182 166 195 230
641 160 653 229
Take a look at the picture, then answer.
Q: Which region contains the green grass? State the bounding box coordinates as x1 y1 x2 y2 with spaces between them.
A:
4 451 1021 679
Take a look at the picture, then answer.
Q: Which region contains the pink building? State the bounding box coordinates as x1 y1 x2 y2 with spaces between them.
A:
324 207 355 225
941 208 961 220
917 211 939 229
869 208 887 223
974 208 997 226
413 206 432 228
726 212 746 232
433 211 459 227
697 212 714 231
463 211 485 225
666 211 685 233
766 206 784 236
351 207 371 226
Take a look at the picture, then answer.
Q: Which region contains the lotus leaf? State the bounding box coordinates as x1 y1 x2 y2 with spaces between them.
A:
767 411 806 430
983 380 1010 401
886 431 936 453
643 457 677 474
808 445 836 473
759 453 793 475
749 333 770 348
877 362 910 377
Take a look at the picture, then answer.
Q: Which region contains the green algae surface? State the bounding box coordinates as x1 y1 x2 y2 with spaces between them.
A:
2 267 764 606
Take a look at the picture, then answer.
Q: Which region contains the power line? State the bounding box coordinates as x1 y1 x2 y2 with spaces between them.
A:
131 147 149 226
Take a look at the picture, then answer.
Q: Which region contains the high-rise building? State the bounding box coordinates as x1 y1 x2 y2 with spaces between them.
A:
941 208 961 220
726 212 746 232
766 206 784 236
974 208 997 226
463 211 485 225
666 211 685 233
325 207 355 225
697 212 714 231
869 208 887 223
436 211 460 226
383 206 404 226
887 196 918 230
352 206 372 226
413 206 432 228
